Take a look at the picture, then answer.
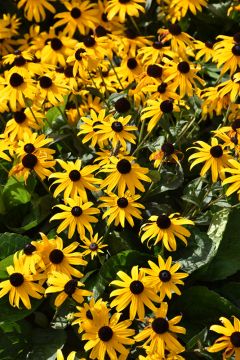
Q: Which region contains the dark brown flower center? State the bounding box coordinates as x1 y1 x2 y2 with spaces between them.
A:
130 280 144 294
178 61 190 74
70 7 81 18
24 243 36 255
147 64 162 78
210 145 223 158
230 332 240 347
14 110 26 124
22 154 38 169
49 249 64 264
83 36 96 48
111 121 123 132
10 73 24 87
39 76 52 89
86 309 93 319
24 143 35 154
232 44 240 56
98 326 113 341
71 206 83 217
153 41 163 49
169 23 182 36
158 82 167 94
95 25 108 37
115 97 131 113
69 170 81 181
75 48 86 61
152 317 169 334
117 159 131 174
161 142 174 156
64 66 73 78
156 214 171 229
89 243 98 251
14 56 26 66
160 100 173 113
64 279 78 295
117 197 128 208
51 38 63 51
9 272 24 287
159 270 171 282
127 58 138 70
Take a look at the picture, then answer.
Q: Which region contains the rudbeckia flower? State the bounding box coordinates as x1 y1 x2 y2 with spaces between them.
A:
169 0 208 21
149 143 181 168
17 0 56 22
140 213 194 251
37 71 69 106
110 265 161 320
222 159 240 199
188 138 232 183
41 35 77 67
80 233 107 260
50 196 100 238
143 255 188 301
45 271 92 307
218 72 240 102
208 316 240 359
99 191 144 227
100 156 151 194
0 253 44 309
56 349 80 360
194 39 215 62
213 35 240 75
138 41 175 65
0 140 11 162
135 302 186 357
49 159 100 202
106 0 145 23
82 311 135 360
54 0 99 37
19 242 46 274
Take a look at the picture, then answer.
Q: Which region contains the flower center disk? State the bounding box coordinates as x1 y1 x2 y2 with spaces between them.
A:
49 249 64 264
98 326 113 341
157 215 171 229
152 317 169 334
130 280 144 294
117 159 132 174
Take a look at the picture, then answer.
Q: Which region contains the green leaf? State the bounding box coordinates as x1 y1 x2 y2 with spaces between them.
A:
220 281 240 307
0 233 30 260
2 177 31 210
27 328 66 360
148 170 161 183
0 255 13 279
0 296 42 322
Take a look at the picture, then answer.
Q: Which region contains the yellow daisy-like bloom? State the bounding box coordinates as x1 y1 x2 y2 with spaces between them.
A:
82 311 135 360
17 24 40 51
218 72 240 103
0 70 36 111
50 196 100 239
49 159 100 202
188 138 232 183
213 35 240 75
169 0 208 22
15 132 54 158
138 41 175 66
17 0 56 22
106 0 145 23
135 302 186 357
96 115 137 150
18 242 46 275
0 140 11 162
40 35 77 67
54 0 99 37
94 148 132 167
194 39 215 62
140 213 194 251
142 81 180 102
118 56 143 83
222 159 240 199
78 109 109 148
100 156 151 194
37 71 69 106
99 191 144 227
149 143 181 168
143 255 188 301
4 107 44 142
80 233 107 260
45 271 92 307
56 349 78 360
0 253 44 309
141 99 180 133
72 297 109 333
208 316 240 360
164 58 205 98
2 50 41 77
110 265 161 320
139 348 185 360
34 233 87 278
0 13 21 38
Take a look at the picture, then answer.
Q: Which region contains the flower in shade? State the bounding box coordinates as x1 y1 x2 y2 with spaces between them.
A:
99 191 144 227
79 233 107 260
82 311 135 360
110 265 161 320
208 316 240 360
45 271 92 307
0 253 44 309
140 213 194 251
188 138 232 183
56 349 83 360
50 196 100 238
135 302 186 357
100 156 151 194
49 159 100 202
142 255 188 301
149 143 181 168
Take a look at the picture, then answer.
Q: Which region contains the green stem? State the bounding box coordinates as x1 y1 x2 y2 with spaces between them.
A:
108 58 124 90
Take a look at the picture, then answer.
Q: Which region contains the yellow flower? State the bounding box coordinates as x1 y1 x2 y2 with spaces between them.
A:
17 0 56 22
50 196 100 239
56 349 80 360
78 109 109 147
208 316 240 360
169 0 208 21
80 233 107 260
106 0 145 23
222 159 240 199
213 35 240 75
45 271 92 307
188 138 232 183
140 213 194 251
0 253 44 309
194 39 215 62
110 265 161 320
37 71 69 106
149 143 181 168
135 302 186 357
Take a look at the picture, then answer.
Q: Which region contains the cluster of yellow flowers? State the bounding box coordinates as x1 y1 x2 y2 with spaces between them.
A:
0 0 240 359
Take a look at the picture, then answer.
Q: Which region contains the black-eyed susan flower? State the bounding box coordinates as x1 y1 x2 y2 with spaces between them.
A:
142 81 180 102
49 159 100 202
208 316 240 359
34 233 87 278
117 29 152 58
110 265 161 320
96 115 137 150
169 0 208 21
41 34 77 67
188 138 232 183
140 213 194 251
54 0 99 37
17 0 56 22
19 242 45 274
2 50 41 77
142 255 188 301
72 297 109 333
218 72 240 103
0 140 11 162
0 253 44 309
82 311 135 360
214 119 240 151
37 71 69 106
213 35 240 75
149 143 181 168
100 156 151 194
56 350 79 360
15 132 55 158
194 39 215 62
118 56 143 83
45 271 92 307
50 196 100 239
135 302 186 357
80 233 107 260
138 41 175 65
222 159 240 199
99 191 144 227
106 0 145 23
78 109 109 147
